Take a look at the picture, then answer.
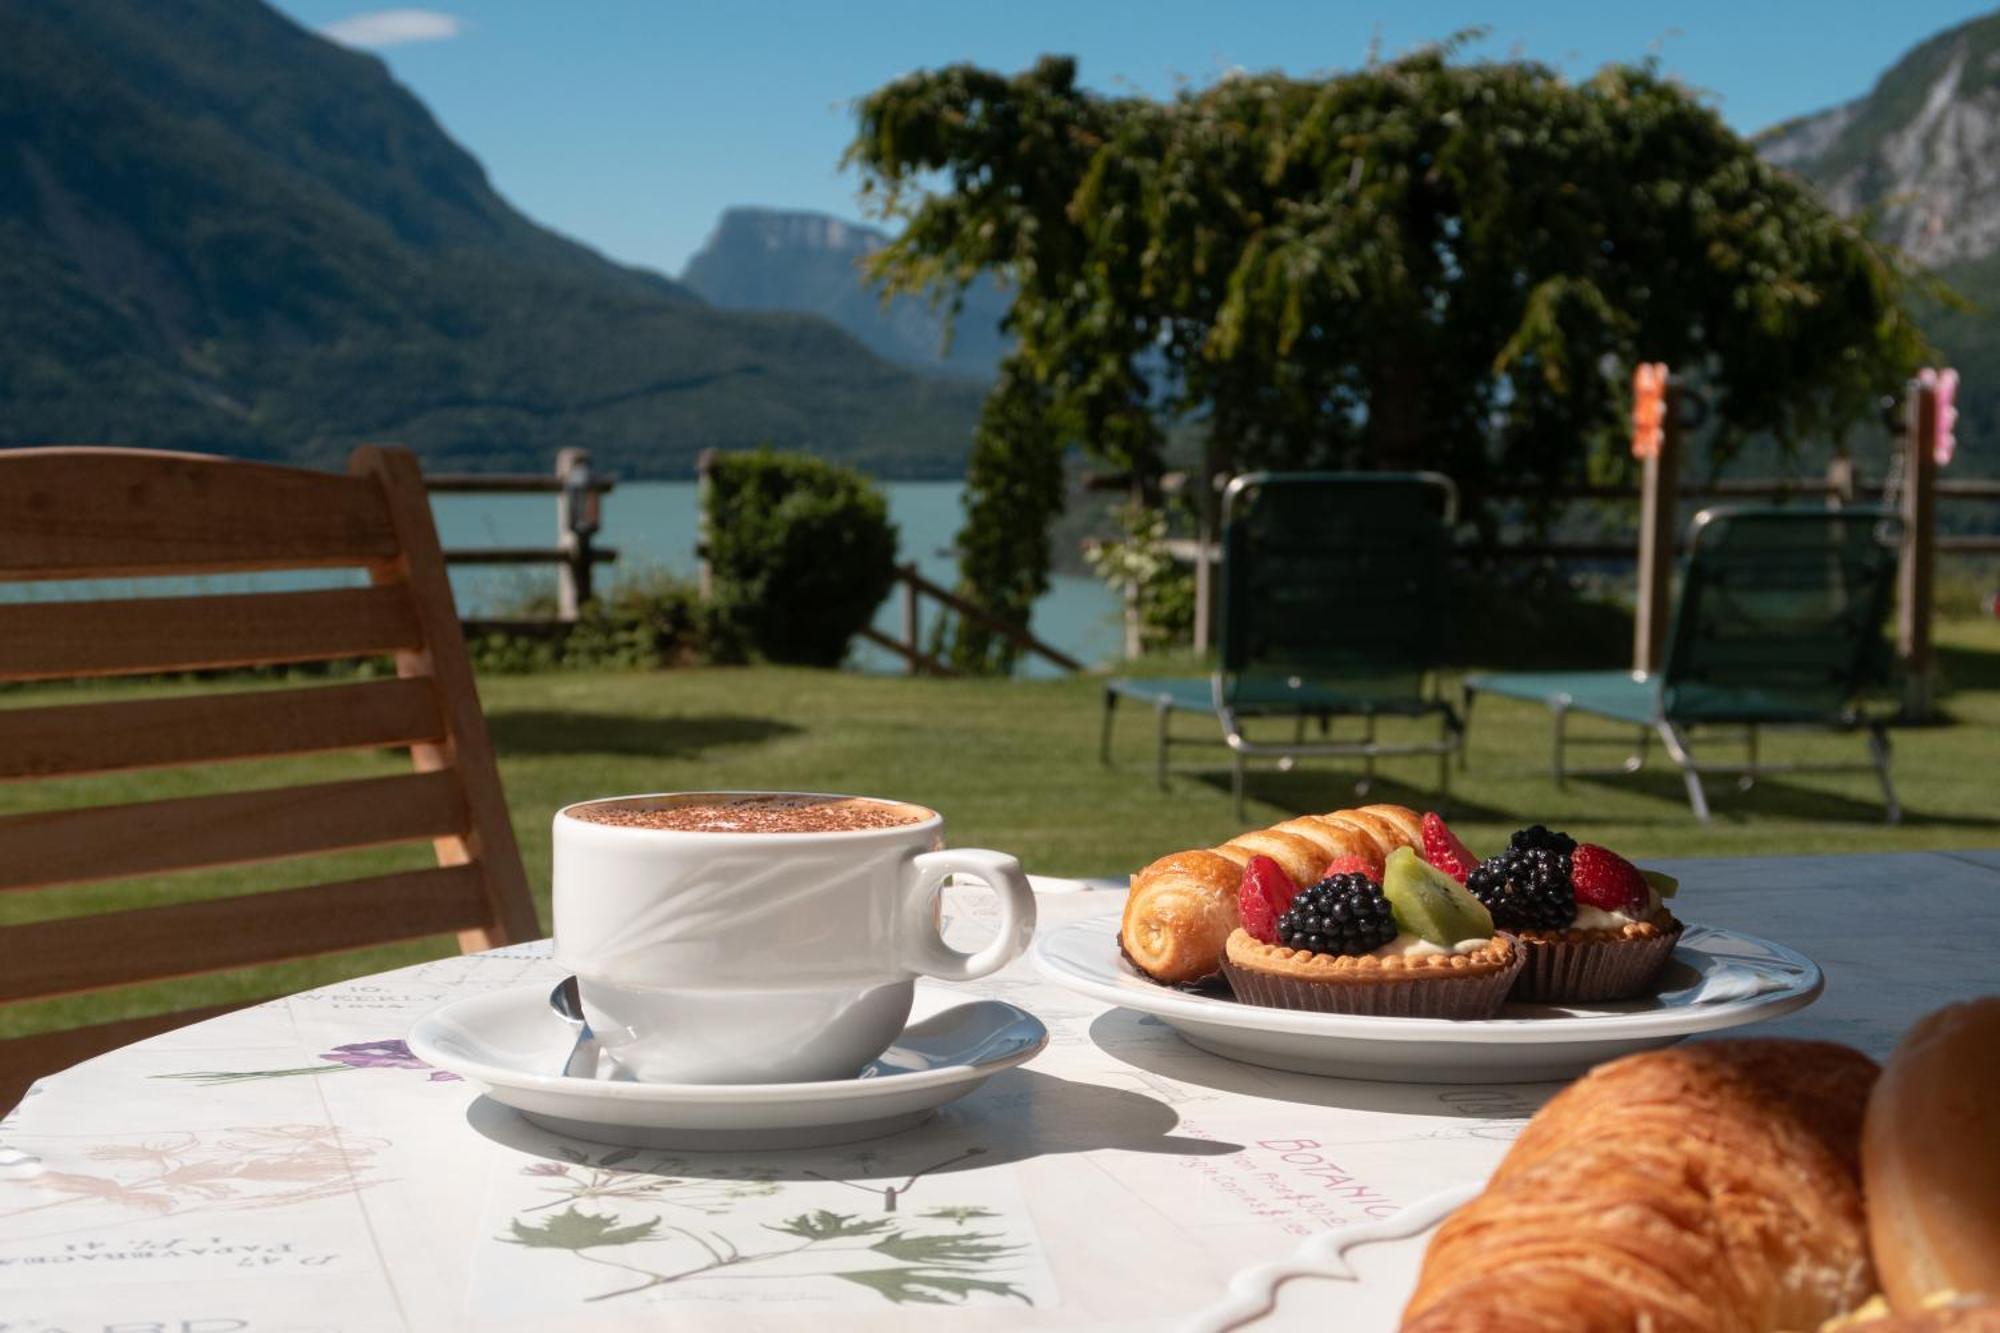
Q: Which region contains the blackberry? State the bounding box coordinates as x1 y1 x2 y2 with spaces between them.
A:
1466 846 1576 931
1277 873 1398 957
1508 824 1577 857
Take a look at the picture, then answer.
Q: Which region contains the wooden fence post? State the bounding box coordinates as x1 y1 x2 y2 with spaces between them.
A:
554 447 597 621
1633 376 1681 676
1826 454 1856 509
1899 381 1939 719
695 448 716 603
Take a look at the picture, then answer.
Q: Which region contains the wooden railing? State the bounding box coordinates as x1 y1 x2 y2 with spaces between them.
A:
862 563 1084 678
425 447 617 631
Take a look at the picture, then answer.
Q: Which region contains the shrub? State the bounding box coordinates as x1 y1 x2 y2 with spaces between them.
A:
468 568 707 673
703 450 899 667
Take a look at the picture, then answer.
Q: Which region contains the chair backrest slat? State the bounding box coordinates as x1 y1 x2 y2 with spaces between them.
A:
0 449 398 578
0 586 423 682
1662 506 1902 722
0 678 445 781
1218 472 1457 706
0 768 468 892
0 445 540 1110
0 864 489 1003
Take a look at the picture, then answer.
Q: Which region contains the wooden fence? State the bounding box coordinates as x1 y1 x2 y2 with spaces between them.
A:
427 447 617 633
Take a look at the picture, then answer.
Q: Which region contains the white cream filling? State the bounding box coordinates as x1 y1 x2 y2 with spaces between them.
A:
1372 932 1489 958
1570 886 1663 931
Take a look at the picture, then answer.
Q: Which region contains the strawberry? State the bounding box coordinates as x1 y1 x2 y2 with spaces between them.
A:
1238 855 1299 944
1570 844 1649 914
1420 811 1479 884
1320 854 1383 884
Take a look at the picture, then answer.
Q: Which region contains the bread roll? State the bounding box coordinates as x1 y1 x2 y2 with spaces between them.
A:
1403 1040 1880 1333
1118 804 1421 983
1864 996 2000 1314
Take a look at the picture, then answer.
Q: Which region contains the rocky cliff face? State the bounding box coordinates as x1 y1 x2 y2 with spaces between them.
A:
1758 12 2000 268
682 207 1011 380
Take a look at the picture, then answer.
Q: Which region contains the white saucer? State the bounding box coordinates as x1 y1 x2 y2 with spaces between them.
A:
409 990 1047 1150
1035 917 1821 1083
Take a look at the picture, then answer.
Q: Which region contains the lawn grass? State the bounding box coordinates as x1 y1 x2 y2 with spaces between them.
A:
6 618 1998 1041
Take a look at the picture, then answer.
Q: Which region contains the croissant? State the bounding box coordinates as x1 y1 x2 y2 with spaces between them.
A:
1402 1039 1881 1333
1120 803 1420 984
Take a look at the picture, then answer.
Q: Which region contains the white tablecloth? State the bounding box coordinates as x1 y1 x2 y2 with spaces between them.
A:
4 850 1996 1331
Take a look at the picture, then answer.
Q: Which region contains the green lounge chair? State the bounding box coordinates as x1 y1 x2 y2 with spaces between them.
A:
1462 505 1904 823
1100 472 1463 817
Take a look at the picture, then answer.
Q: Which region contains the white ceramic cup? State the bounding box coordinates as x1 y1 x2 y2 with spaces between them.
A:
552 791 1037 1084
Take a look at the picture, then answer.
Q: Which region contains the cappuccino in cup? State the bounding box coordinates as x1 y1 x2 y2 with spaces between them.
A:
553 791 1036 1084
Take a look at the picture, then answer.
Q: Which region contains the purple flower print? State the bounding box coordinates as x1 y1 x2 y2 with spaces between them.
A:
320 1040 461 1082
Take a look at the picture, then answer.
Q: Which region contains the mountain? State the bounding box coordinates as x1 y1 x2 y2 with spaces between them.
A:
1758 9 2000 475
682 207 1012 380
0 0 981 477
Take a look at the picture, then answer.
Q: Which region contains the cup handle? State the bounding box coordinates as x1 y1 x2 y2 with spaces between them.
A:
903 848 1038 982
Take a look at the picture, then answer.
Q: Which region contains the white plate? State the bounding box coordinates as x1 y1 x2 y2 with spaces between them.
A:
1034 917 1820 1083
410 989 1047 1150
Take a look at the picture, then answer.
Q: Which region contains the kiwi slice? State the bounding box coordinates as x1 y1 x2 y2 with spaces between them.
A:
1382 846 1495 946
1641 869 1679 899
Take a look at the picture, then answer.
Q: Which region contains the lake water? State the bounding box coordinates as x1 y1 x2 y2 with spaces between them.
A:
435 482 1124 677
11 481 1124 677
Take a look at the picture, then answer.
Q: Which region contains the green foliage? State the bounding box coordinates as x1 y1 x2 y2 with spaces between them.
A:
502 1206 662 1251
467 570 708 673
847 45 1933 622
703 451 899 666
1084 501 1196 651
948 367 1068 672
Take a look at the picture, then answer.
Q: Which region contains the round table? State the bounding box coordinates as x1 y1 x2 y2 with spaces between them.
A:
5 850 1996 1332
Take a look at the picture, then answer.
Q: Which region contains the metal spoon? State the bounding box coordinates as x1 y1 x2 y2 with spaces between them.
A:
549 976 604 1080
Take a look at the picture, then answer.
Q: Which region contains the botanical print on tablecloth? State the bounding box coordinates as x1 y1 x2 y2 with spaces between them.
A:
152 1038 461 1085
0 1123 391 1256
468 1137 1057 1313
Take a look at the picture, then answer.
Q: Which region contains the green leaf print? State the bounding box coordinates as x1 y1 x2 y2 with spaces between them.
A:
501 1205 662 1251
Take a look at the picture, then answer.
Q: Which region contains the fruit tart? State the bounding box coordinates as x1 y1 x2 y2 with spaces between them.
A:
1221 847 1525 1019
1459 824 1683 1003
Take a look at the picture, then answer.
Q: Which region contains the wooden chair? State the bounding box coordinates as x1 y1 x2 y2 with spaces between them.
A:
0 446 539 1111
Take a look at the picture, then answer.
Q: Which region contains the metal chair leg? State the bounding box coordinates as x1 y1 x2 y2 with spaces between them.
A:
1154 701 1171 791
1868 725 1901 825
1658 722 1711 822
1739 724 1758 792
1625 726 1649 773
1356 713 1376 797
1099 689 1118 766
1459 685 1476 772
1551 703 1568 789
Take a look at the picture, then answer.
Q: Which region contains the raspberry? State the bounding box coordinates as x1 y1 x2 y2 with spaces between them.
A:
1276 873 1398 957
1571 844 1649 914
1321 854 1382 884
1420 811 1479 884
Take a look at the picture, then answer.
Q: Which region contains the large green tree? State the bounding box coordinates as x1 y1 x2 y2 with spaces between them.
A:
848 48 1930 671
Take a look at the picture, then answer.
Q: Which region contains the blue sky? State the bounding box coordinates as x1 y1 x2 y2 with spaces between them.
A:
271 1 1996 280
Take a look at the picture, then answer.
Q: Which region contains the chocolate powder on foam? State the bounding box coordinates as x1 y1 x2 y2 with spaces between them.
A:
570 795 928 834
